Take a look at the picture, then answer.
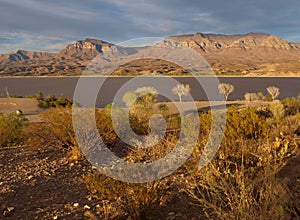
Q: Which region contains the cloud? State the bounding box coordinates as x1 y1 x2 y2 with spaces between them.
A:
0 0 299 53
0 33 69 53
0 0 99 21
42 43 69 51
0 37 14 44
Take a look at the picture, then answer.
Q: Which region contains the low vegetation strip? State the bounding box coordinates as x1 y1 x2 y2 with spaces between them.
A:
0 92 299 219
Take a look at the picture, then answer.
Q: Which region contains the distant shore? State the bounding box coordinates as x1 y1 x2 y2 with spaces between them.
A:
0 74 300 78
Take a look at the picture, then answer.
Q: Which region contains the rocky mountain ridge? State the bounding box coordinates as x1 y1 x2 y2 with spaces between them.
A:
0 50 53 65
1 33 300 76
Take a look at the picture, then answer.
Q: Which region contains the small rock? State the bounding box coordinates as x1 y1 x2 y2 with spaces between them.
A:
27 175 34 180
84 205 91 210
7 207 14 212
69 163 75 168
73 203 79 207
3 207 14 216
168 212 175 216
53 216 58 220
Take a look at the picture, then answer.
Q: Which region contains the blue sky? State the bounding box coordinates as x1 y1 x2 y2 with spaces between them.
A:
0 0 299 53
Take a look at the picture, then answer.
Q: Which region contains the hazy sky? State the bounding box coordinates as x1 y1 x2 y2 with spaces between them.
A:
0 0 299 53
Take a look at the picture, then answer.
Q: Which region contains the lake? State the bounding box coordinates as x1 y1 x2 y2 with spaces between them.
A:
0 77 299 107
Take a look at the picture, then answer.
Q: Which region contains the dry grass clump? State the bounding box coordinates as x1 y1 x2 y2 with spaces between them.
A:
185 138 296 219
84 172 171 219
24 107 76 150
185 107 299 219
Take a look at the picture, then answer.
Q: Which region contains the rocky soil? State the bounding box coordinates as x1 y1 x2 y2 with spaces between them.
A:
0 145 204 220
0 146 99 219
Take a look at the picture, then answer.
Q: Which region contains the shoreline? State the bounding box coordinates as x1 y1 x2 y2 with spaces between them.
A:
1 74 300 79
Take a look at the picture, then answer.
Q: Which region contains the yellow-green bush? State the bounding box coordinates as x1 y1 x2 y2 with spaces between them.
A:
0 112 27 147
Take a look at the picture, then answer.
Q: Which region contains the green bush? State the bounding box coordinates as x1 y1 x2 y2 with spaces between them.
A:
38 94 73 108
26 92 73 108
0 113 27 147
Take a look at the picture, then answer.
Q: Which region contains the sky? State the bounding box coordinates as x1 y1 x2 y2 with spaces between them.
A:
0 0 300 53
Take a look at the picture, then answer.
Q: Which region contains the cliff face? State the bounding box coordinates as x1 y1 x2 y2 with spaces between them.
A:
168 33 300 75
1 33 300 76
169 33 298 51
57 38 113 60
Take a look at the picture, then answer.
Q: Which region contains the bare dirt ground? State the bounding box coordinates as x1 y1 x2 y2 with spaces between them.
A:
1 98 268 122
0 145 204 219
0 98 43 122
0 146 97 219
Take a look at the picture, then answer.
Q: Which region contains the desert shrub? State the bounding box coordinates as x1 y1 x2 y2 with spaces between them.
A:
38 94 56 108
24 107 120 153
121 92 157 135
157 103 169 116
268 112 300 142
84 172 170 219
25 91 43 100
185 108 298 219
0 113 28 147
186 147 291 219
224 107 270 142
186 107 270 171
244 92 259 102
24 107 76 149
36 94 72 108
122 91 137 107
55 96 73 107
96 108 119 144
256 92 265 101
125 133 179 164
81 100 300 219
256 92 272 101
282 97 300 116
268 100 285 120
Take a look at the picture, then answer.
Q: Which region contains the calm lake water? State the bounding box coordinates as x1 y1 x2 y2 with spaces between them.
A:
0 77 299 107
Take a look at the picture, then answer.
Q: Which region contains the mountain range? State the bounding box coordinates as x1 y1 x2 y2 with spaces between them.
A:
1 33 300 76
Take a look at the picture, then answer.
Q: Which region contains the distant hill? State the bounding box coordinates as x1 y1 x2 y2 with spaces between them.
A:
1 33 300 76
0 50 53 65
169 33 300 75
